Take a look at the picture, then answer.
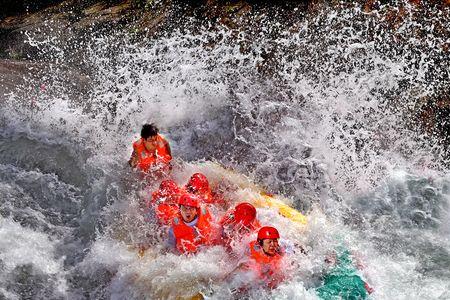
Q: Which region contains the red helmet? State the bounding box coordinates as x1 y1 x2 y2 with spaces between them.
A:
186 173 210 194
234 202 257 226
159 180 180 197
257 226 280 240
178 193 200 208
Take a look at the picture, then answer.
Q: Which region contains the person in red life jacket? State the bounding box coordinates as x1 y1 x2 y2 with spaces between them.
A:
167 193 215 254
148 179 181 225
185 173 225 206
218 202 261 250
245 226 285 289
129 123 172 175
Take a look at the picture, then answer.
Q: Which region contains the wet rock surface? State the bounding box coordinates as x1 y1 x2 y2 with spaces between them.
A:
0 0 449 159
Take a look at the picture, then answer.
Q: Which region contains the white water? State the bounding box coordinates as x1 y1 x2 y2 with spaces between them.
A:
1 2 449 299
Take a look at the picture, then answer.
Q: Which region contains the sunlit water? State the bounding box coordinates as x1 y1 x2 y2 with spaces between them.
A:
1 2 449 299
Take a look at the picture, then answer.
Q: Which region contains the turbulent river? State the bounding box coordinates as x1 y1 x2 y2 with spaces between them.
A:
1 3 449 299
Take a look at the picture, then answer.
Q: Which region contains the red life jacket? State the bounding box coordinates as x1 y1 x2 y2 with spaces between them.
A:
172 207 214 254
132 134 171 172
247 240 284 289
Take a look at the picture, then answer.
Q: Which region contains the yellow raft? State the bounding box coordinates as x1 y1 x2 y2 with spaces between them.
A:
252 192 307 225
181 161 308 226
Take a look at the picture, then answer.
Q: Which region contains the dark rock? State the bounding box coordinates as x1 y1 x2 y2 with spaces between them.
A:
0 59 43 96
0 0 449 161
0 58 91 105
416 94 450 157
0 0 65 19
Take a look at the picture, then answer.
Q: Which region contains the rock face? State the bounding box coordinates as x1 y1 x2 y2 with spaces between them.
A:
0 0 335 60
0 0 449 157
0 0 64 19
0 59 40 96
1 0 449 60
0 0 319 91
1 0 446 57
0 0 138 60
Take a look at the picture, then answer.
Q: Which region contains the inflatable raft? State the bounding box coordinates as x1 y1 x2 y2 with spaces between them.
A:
124 161 309 298
181 161 308 226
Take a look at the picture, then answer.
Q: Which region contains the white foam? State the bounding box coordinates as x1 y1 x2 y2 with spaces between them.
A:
0 218 62 274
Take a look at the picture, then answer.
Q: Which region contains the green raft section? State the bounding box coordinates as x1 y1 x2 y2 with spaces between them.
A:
316 247 368 300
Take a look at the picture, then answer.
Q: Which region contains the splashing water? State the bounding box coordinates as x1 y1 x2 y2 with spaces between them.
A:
1 2 449 299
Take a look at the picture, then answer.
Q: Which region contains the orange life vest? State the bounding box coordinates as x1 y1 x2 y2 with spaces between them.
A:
132 134 171 172
172 207 214 254
247 240 284 289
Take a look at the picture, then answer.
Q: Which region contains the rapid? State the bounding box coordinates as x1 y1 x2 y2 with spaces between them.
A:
1 2 449 299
